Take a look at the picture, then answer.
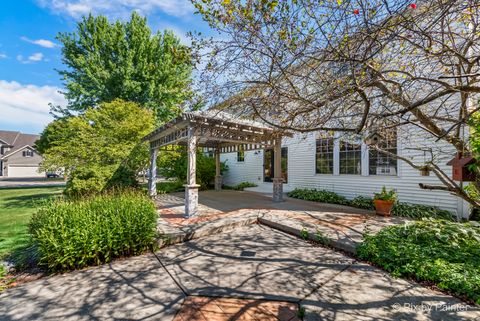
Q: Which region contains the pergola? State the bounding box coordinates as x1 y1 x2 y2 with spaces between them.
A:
143 111 291 218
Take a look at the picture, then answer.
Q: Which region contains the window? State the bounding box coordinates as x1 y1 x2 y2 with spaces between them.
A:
205 148 214 158
316 137 334 174
339 139 362 175
237 150 245 162
23 150 34 157
369 130 397 176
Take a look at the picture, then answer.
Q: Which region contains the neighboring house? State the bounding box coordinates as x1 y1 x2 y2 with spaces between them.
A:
220 128 469 219
0 130 44 178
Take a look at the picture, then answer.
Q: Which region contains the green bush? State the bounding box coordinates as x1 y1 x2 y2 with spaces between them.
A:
158 150 228 190
39 100 155 197
350 196 375 210
223 182 258 191
287 188 349 205
156 181 185 193
392 202 454 220
357 220 480 304
288 188 454 220
29 191 157 271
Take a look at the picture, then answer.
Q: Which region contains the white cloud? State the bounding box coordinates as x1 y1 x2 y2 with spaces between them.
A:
0 53 6 59
0 80 66 129
17 53 45 64
28 53 44 62
36 0 194 19
21 36 58 48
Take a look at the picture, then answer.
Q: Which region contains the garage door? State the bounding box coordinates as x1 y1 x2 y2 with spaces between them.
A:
8 165 44 178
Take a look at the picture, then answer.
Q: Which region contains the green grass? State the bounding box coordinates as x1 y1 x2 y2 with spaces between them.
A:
0 187 64 259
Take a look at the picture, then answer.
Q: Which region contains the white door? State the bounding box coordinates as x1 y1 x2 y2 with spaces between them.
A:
8 165 44 177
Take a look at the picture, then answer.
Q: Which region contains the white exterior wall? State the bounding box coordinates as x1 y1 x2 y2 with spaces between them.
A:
221 150 264 186
221 130 469 218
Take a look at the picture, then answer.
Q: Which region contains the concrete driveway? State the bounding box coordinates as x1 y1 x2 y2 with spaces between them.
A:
0 225 477 321
0 177 66 188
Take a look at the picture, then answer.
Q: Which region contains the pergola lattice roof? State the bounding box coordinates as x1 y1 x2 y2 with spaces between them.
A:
143 110 291 153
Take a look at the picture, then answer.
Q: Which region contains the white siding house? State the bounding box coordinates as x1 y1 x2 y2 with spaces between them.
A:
221 127 469 219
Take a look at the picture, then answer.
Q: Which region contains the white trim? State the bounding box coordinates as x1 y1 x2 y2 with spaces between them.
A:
333 133 340 176
361 143 369 176
0 145 37 160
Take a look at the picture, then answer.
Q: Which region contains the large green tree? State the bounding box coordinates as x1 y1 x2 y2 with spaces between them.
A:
38 99 155 196
57 12 192 122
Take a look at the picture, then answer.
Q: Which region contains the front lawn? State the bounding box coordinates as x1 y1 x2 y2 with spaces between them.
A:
357 220 480 304
0 187 64 259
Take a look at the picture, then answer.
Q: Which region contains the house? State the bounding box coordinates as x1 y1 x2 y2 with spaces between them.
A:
0 130 44 178
219 128 470 219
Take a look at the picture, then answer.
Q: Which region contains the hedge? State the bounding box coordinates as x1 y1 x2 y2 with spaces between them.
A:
287 188 454 220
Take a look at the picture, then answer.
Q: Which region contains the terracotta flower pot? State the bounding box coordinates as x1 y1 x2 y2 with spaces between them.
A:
374 199 395 217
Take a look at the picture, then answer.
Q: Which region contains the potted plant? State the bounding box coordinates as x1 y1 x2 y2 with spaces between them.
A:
373 186 397 217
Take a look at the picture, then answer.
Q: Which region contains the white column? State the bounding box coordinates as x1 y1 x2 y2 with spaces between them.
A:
214 148 222 191
273 137 283 202
185 127 199 218
148 147 158 197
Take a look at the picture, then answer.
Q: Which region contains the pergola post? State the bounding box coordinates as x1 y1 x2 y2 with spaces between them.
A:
214 148 222 191
273 137 284 202
185 126 199 218
148 147 158 197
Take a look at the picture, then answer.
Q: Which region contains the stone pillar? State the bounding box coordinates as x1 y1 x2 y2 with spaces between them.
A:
273 137 283 202
185 127 200 218
148 147 158 197
214 148 222 191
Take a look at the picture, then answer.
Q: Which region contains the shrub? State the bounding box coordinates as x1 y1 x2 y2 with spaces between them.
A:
158 150 228 190
392 202 454 220
156 181 185 193
287 188 349 205
350 196 375 210
29 191 157 271
288 188 455 220
357 220 480 304
39 100 155 197
223 182 258 191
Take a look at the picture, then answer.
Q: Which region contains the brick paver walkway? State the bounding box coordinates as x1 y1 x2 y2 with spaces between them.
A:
154 190 407 253
173 297 300 321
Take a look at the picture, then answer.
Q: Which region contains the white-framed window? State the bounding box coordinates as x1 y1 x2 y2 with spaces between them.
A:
339 137 362 175
23 149 34 157
368 129 398 176
316 136 334 174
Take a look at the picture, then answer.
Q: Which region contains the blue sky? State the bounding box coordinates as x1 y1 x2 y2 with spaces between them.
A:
0 0 211 134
